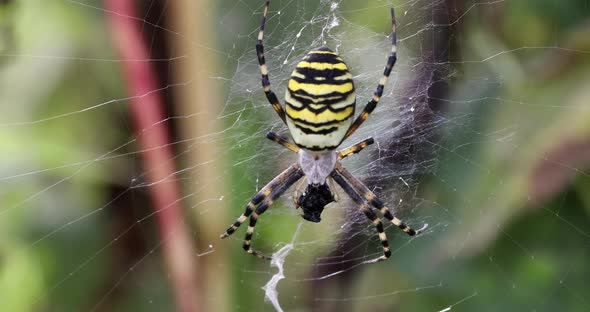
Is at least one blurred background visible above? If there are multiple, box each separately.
[1,0,589,311]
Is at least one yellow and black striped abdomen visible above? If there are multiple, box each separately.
[284,47,356,151]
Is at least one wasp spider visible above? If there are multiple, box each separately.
[220,1,428,263]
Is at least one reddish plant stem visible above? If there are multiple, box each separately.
[103,1,199,311]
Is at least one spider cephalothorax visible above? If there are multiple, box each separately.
[295,150,338,222]
[220,1,427,263]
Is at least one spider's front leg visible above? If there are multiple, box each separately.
[332,171,392,263]
[331,163,428,263]
[335,163,428,236]
[220,164,304,260]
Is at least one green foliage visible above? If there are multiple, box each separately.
[2,0,589,310]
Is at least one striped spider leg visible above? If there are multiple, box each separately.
[333,163,428,263]
[266,131,374,160]
[331,171,390,263]
[337,137,375,160]
[266,132,426,263]
[220,164,303,259]
[256,0,287,124]
[344,7,399,140]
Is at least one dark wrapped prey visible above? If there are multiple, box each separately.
[297,183,334,223]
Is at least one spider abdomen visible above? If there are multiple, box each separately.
[285,47,356,151]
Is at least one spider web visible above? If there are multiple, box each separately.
[1,0,590,311]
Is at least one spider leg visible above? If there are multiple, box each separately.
[220,164,302,239]
[244,167,304,259]
[332,171,391,263]
[257,1,287,124]
[335,163,428,236]
[267,132,300,153]
[337,137,375,160]
[344,8,398,139]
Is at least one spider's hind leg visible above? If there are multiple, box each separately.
[344,8,399,140]
[257,1,287,124]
